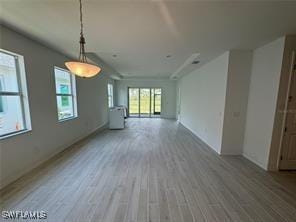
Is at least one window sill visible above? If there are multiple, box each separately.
[58,116,78,123]
[0,129,32,140]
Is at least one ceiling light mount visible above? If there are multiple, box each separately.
[65,0,101,78]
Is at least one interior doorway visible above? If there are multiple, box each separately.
[128,87,162,118]
[279,54,296,170]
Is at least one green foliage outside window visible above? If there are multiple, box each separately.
[60,84,69,107]
[61,96,69,106]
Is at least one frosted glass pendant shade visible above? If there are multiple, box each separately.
[65,61,101,78]
[65,0,101,78]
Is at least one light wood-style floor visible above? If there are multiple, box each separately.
[1,119,296,222]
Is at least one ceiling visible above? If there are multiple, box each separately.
[1,0,296,79]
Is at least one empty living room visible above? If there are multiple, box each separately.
[1,0,296,221]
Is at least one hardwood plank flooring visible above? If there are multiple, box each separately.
[1,118,296,222]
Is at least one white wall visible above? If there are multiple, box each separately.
[179,51,253,155]
[243,37,285,169]
[178,37,289,169]
[221,51,253,155]
[115,79,177,119]
[179,52,229,153]
[0,26,111,189]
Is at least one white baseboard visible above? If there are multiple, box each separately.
[179,121,268,171]
[179,121,221,155]
[0,122,108,190]
[242,152,268,170]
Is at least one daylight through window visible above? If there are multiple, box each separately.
[54,67,77,121]
[107,83,114,108]
[0,49,31,137]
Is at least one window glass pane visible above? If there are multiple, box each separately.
[61,95,70,106]
[0,95,25,135]
[107,84,113,108]
[108,96,111,108]
[129,88,139,115]
[155,88,161,94]
[0,79,3,112]
[108,96,113,108]
[0,53,19,92]
[107,84,109,94]
[151,88,154,114]
[154,88,161,113]
[55,68,72,94]
[0,97,3,113]
[140,88,150,116]
[56,95,74,120]
[60,84,69,94]
[155,95,161,113]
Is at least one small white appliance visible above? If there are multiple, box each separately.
[109,107,125,129]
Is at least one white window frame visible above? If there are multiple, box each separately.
[54,66,78,122]
[107,83,114,108]
[0,75,5,114]
[0,49,32,139]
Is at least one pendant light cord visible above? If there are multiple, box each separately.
[79,0,84,38]
[65,0,101,77]
[79,0,87,63]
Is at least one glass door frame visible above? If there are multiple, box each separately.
[128,87,140,117]
[153,89,161,115]
[128,87,162,118]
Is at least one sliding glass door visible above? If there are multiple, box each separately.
[154,88,161,115]
[140,88,151,117]
[128,88,139,117]
[128,87,161,117]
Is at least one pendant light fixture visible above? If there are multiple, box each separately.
[65,0,101,78]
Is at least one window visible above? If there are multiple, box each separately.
[54,67,77,121]
[107,83,114,108]
[0,49,31,138]
[0,76,4,113]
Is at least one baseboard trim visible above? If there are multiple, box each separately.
[180,122,269,171]
[0,122,108,191]
[179,122,221,155]
[242,152,268,171]
[161,117,177,120]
